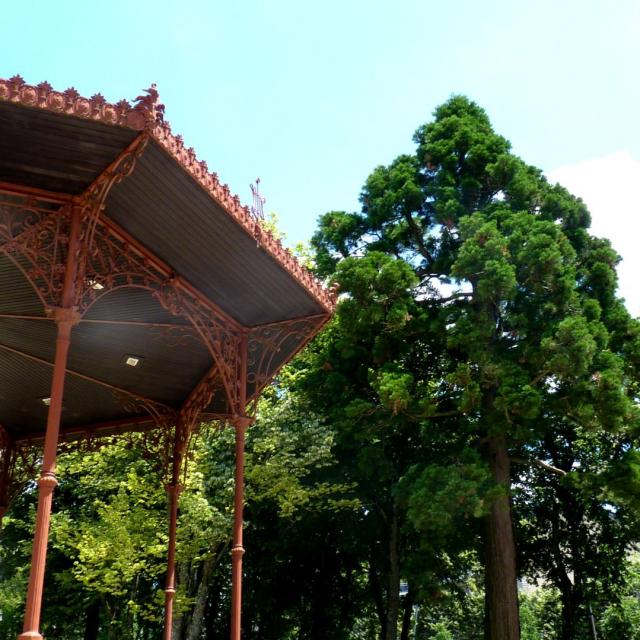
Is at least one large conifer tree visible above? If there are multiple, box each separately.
[311,96,640,639]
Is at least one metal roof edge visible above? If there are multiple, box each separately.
[0,75,337,315]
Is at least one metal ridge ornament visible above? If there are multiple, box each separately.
[0,76,145,129]
[0,75,338,313]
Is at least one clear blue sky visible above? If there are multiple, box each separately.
[2,1,639,309]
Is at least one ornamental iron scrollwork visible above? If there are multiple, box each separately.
[0,190,244,414]
[80,134,149,256]
[149,324,201,349]
[0,428,43,518]
[0,195,70,307]
[179,366,225,431]
[75,217,243,411]
[111,391,176,432]
[247,316,325,398]
[0,75,337,313]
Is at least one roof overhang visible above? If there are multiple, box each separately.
[0,75,335,441]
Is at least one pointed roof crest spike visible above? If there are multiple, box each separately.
[250,178,265,223]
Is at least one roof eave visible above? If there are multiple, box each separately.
[0,75,336,315]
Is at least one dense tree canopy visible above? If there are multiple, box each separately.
[310,95,640,639]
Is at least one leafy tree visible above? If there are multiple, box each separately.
[516,424,640,639]
[599,557,640,639]
[311,95,640,639]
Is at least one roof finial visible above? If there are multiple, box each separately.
[133,83,165,125]
[250,178,265,222]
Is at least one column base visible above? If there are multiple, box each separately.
[17,632,44,640]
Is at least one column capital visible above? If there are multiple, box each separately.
[37,472,58,491]
[46,307,81,327]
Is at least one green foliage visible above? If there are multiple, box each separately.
[519,588,562,640]
[599,558,640,639]
[310,93,640,637]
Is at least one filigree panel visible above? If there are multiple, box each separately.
[0,433,42,514]
[247,316,326,398]
[0,194,70,307]
[179,366,225,430]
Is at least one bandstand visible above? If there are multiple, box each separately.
[0,75,334,639]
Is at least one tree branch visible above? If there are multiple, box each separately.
[425,291,473,305]
[403,212,433,263]
[511,456,567,477]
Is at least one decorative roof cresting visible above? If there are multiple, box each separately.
[0,75,337,313]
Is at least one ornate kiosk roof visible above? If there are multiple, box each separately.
[0,75,335,443]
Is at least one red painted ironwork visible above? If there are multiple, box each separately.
[231,414,251,640]
[246,315,328,401]
[163,479,183,640]
[0,75,336,640]
[77,214,244,411]
[162,416,190,640]
[0,187,243,414]
[250,178,265,223]
[0,76,149,130]
[79,133,149,255]
[0,429,42,529]
[0,195,70,309]
[1,75,337,312]
[18,205,82,640]
[0,182,72,204]
[230,333,251,640]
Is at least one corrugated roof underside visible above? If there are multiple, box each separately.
[106,141,324,326]
[0,256,227,439]
[0,253,45,315]
[0,348,137,436]
[0,102,138,193]
[0,316,212,406]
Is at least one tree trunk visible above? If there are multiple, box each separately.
[385,508,401,640]
[83,600,100,640]
[399,590,414,640]
[559,587,577,640]
[186,556,216,640]
[484,435,520,640]
[369,551,387,634]
[172,561,191,640]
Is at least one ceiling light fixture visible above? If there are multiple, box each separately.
[87,278,104,291]
[123,355,143,368]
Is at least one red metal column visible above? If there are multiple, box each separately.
[230,331,251,640]
[163,424,186,640]
[18,205,82,640]
[230,415,251,640]
[18,311,78,639]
